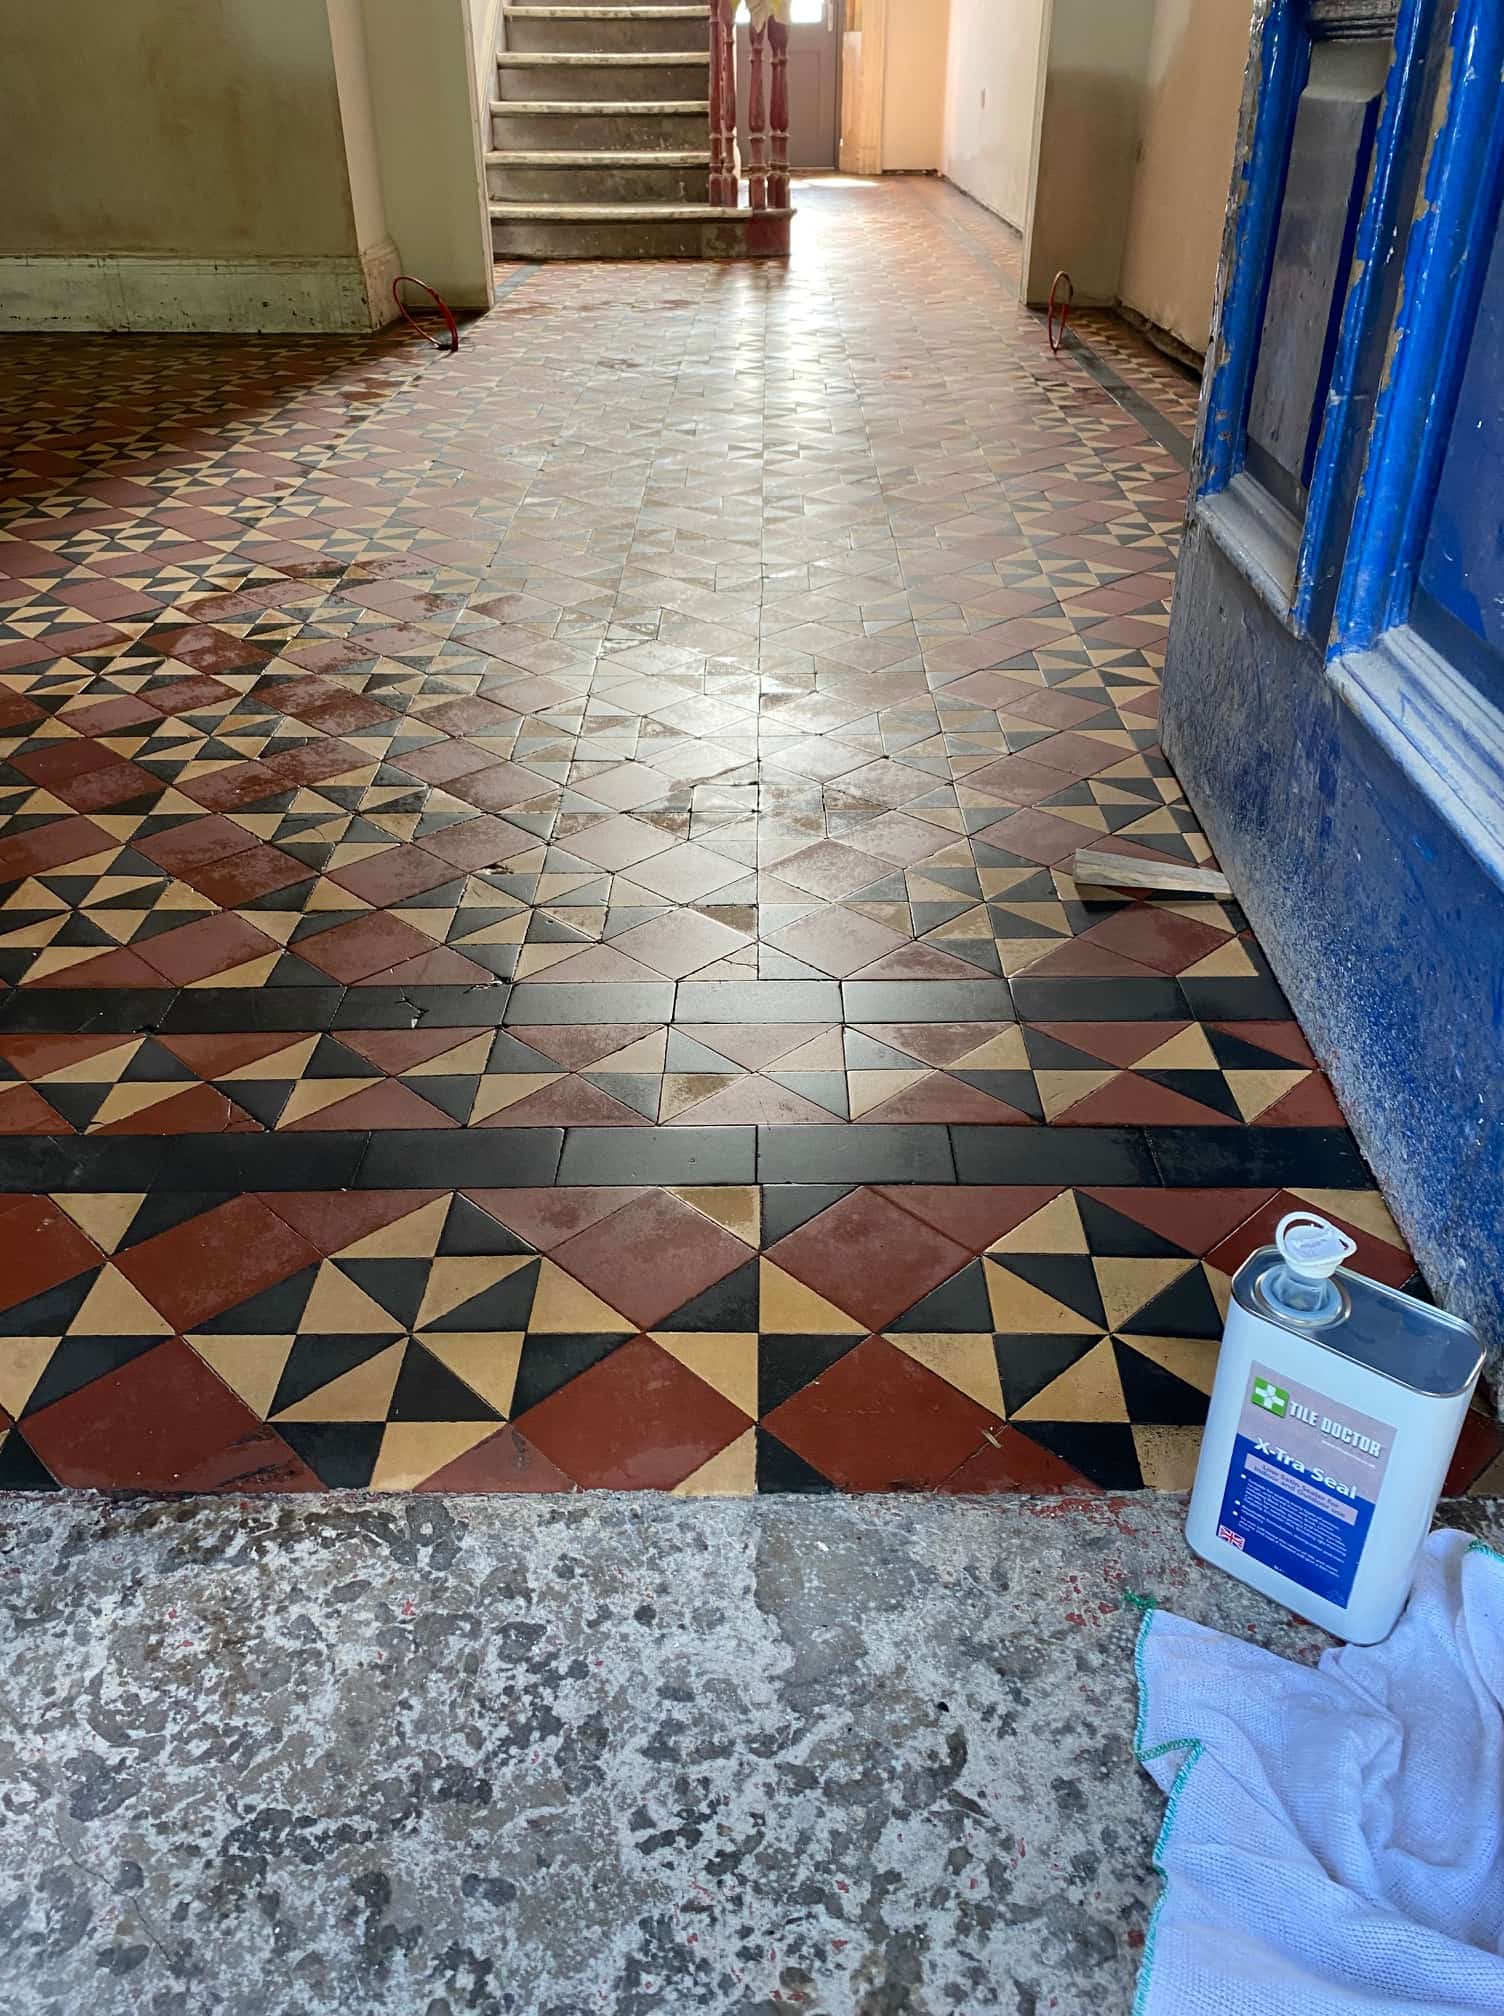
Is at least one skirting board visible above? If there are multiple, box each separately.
[0,239,403,333]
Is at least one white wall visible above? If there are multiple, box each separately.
[941,0,1047,228]
[881,0,950,172]
[1022,0,1157,306]
[1119,0,1249,353]
[0,0,490,331]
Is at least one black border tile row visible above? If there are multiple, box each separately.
[0,971,1294,1036]
[0,1124,1368,1193]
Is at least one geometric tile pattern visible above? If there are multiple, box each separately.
[3,1181,1500,1499]
[0,181,1479,1495]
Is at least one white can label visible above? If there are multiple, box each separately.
[1215,1362,1395,1608]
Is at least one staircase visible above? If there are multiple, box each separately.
[487,2,789,258]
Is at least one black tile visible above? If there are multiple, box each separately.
[950,1126,1159,1185]
[1178,977,1294,1021]
[157,1134,370,1191]
[161,989,344,1034]
[358,1129,565,1188]
[654,1259,759,1332]
[676,981,841,1022]
[506,982,675,1025]
[556,1127,755,1185]
[1008,977,1188,1022]
[1011,1420,1145,1491]
[276,1421,382,1489]
[0,1431,59,1491]
[841,979,1014,1023]
[0,989,175,1034]
[1147,1126,1368,1187]
[756,1126,955,1183]
[335,985,513,1029]
[759,1184,857,1245]
[755,1424,838,1494]
[0,1138,170,1192]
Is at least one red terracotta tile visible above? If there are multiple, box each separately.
[417,1424,575,1493]
[11,738,118,786]
[764,1335,997,1491]
[1075,906,1231,974]
[0,1198,102,1308]
[552,1190,752,1329]
[135,815,260,873]
[0,1084,72,1133]
[177,761,284,811]
[180,844,313,905]
[155,1031,308,1077]
[326,845,458,906]
[767,1190,972,1331]
[463,1187,649,1251]
[873,1186,1066,1253]
[518,1335,746,1490]
[393,740,495,785]
[1444,1409,1504,1496]
[285,1081,460,1131]
[259,1189,446,1255]
[294,913,433,982]
[132,913,279,985]
[937,1427,1102,1494]
[55,759,161,811]
[22,1338,322,1492]
[357,948,498,988]
[1031,1021,1191,1067]
[1053,1072,1234,1127]
[337,1026,490,1074]
[1255,1075,1348,1127]
[93,1085,261,1134]
[855,1076,1033,1125]
[113,1196,320,1332]
[1079,1187,1280,1258]
[511,1025,659,1070]
[418,814,537,871]
[1016,938,1165,980]
[1207,1192,1414,1287]
[970,809,1092,865]
[478,1078,651,1127]
[28,948,170,990]
[0,815,111,881]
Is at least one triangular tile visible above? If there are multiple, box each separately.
[525,1259,633,1334]
[185,1334,295,1418]
[888,1333,1004,1417]
[652,1333,758,1418]
[755,1423,838,1493]
[758,1333,864,1415]
[272,1338,405,1421]
[758,1261,867,1335]
[985,1253,1105,1329]
[1112,1339,1211,1425]
[988,1191,1086,1254]
[415,1332,525,1417]
[301,1261,411,1335]
[1123,1265,1224,1340]
[387,1341,506,1422]
[673,1426,757,1496]
[1007,1335,1126,1422]
[887,1259,994,1333]
[510,1332,629,1415]
[1092,1257,1197,1333]
[369,1421,500,1491]
[416,1255,540,1330]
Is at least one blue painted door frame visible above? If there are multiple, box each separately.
[1163,0,1504,1361]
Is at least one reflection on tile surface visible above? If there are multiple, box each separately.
[0,181,1469,1494]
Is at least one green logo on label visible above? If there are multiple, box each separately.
[1251,1378,1288,1417]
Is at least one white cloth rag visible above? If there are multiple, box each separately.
[1132,1530,1504,2014]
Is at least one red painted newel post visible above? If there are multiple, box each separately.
[708,0,737,206]
[747,20,769,211]
[768,17,790,211]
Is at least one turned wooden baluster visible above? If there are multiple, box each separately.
[746,19,769,212]
[708,0,737,206]
[768,16,790,211]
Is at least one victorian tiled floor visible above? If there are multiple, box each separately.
[1,180,1498,1498]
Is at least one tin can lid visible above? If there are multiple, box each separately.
[1234,1248,1484,1398]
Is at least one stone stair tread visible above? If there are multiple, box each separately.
[504,5,709,15]
[498,49,709,63]
[491,98,709,113]
[489,149,712,165]
[490,200,790,220]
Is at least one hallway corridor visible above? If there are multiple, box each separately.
[0,181,1493,1499]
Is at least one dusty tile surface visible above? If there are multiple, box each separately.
[0,182,1459,1495]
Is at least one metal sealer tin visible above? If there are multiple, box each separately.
[1187,1215,1484,1643]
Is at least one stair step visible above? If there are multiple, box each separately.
[497,49,708,64]
[491,98,708,113]
[489,149,711,166]
[489,200,733,219]
[504,5,709,14]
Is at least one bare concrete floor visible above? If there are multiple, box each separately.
[4,1493,1502,2016]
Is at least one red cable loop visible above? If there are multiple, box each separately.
[392,274,460,354]
[1047,269,1074,355]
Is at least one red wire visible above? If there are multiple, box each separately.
[392,274,460,354]
[1047,270,1074,355]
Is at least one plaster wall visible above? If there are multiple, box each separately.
[941,0,1047,228]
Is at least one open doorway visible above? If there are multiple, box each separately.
[735,0,841,174]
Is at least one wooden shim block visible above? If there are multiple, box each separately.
[1071,848,1233,899]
